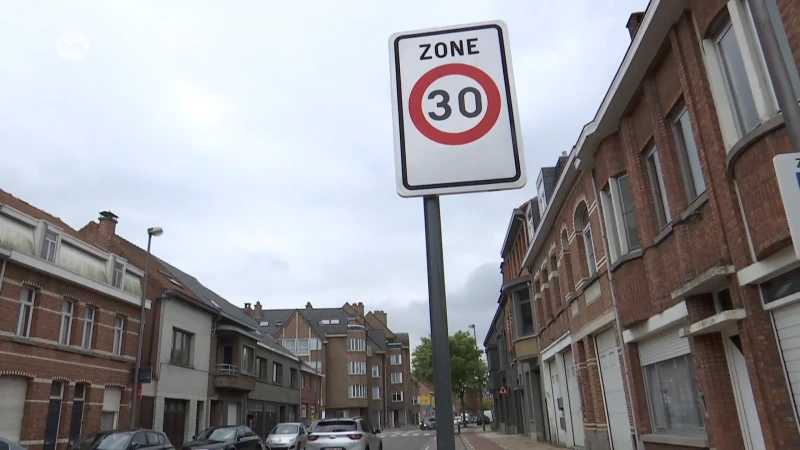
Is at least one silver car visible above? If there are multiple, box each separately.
[265,422,307,450]
[306,418,382,450]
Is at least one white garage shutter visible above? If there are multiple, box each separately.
[596,329,634,450]
[101,387,122,430]
[638,327,690,366]
[773,301,800,417]
[0,376,29,441]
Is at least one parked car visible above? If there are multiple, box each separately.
[306,420,321,433]
[420,417,436,430]
[69,430,173,450]
[68,431,116,450]
[0,437,28,450]
[265,423,307,450]
[184,426,263,450]
[306,418,381,450]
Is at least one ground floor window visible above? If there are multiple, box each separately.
[301,404,307,419]
[643,354,705,435]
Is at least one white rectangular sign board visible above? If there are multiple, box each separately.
[774,153,800,259]
[389,21,526,198]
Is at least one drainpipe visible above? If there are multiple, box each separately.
[589,168,641,447]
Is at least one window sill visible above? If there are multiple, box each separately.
[726,112,785,176]
[169,361,194,370]
[652,223,674,246]
[110,355,127,362]
[679,192,709,223]
[641,433,708,448]
[575,273,599,292]
[609,249,643,273]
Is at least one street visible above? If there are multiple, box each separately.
[379,429,437,450]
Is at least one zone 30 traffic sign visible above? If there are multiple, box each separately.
[389,20,526,198]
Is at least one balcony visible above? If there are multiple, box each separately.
[513,335,538,360]
[212,364,256,392]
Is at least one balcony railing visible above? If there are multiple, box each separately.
[212,364,255,392]
[215,364,238,375]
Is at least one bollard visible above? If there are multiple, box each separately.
[458,422,461,434]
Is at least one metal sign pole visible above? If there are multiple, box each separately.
[423,195,456,450]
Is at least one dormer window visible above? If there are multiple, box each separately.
[111,259,125,289]
[526,206,535,241]
[276,321,283,326]
[536,176,547,218]
[331,319,340,325]
[260,321,269,326]
[40,227,59,263]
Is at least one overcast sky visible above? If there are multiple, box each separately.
[1,0,648,351]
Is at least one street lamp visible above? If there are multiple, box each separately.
[130,226,163,428]
[468,324,485,431]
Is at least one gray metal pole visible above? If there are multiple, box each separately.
[748,0,800,151]
[422,196,456,450]
[130,234,153,428]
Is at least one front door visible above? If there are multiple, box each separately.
[548,359,566,443]
[227,403,240,425]
[724,330,766,450]
[163,399,187,447]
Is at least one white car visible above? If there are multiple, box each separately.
[306,417,382,450]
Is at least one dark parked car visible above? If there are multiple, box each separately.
[420,417,436,430]
[69,430,173,450]
[183,426,263,450]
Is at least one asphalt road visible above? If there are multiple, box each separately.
[379,429,437,450]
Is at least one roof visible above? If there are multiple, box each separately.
[500,207,525,257]
[260,307,355,339]
[0,189,84,241]
[394,332,410,347]
[258,309,296,336]
[367,329,387,350]
[484,293,505,347]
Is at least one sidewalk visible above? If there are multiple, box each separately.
[458,427,562,450]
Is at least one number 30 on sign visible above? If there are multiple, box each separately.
[389,21,527,198]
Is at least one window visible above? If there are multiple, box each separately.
[242,346,255,375]
[16,287,35,337]
[111,260,125,289]
[330,319,340,325]
[643,354,705,434]
[309,338,321,350]
[348,338,366,352]
[348,385,367,399]
[170,329,192,366]
[319,319,330,325]
[283,339,296,355]
[412,396,420,405]
[600,174,640,262]
[256,357,268,380]
[348,361,367,375]
[391,373,403,384]
[301,404,307,418]
[514,288,534,337]
[272,362,283,384]
[644,146,671,229]
[367,345,373,356]
[112,315,124,355]
[290,368,298,388]
[309,361,323,372]
[526,202,536,240]
[82,307,95,349]
[372,387,381,400]
[574,203,597,276]
[297,338,309,356]
[537,175,547,218]
[672,107,706,201]
[372,365,381,377]
[714,17,761,137]
[69,383,86,440]
[40,228,59,263]
[391,391,404,402]
[390,354,402,365]
[59,300,73,345]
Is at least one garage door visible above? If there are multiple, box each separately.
[564,350,585,448]
[772,301,800,420]
[596,329,633,450]
[0,376,28,441]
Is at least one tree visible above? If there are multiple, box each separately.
[412,330,488,417]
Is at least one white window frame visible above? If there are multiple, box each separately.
[575,204,598,276]
[272,362,283,384]
[111,258,126,289]
[82,307,95,349]
[644,145,672,230]
[526,204,535,240]
[348,361,366,375]
[309,338,321,350]
[297,338,310,356]
[412,396,420,405]
[301,404,307,418]
[17,287,35,337]
[372,386,381,400]
[642,354,706,435]
[391,372,403,384]
[112,315,124,355]
[390,354,402,366]
[600,174,640,263]
[537,176,547,219]
[348,384,367,399]
[391,391,404,402]
[671,106,707,201]
[40,226,60,263]
[700,0,792,150]
[284,339,297,355]
[372,365,381,377]
[348,338,366,352]
[59,299,73,345]
[513,288,535,338]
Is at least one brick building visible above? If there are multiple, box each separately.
[0,191,147,450]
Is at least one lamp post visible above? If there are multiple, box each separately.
[468,324,485,431]
[130,226,163,428]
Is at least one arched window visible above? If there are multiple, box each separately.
[559,229,575,294]
[574,202,597,277]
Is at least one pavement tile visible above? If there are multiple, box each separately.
[461,430,562,450]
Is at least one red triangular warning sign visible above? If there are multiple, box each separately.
[499,385,508,395]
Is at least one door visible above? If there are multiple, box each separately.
[564,350,585,447]
[264,404,278,434]
[163,399,187,447]
[220,345,234,365]
[723,330,766,450]
[548,359,566,443]
[0,376,28,441]
[596,329,633,450]
[227,403,239,425]
[774,301,800,424]
[44,382,64,450]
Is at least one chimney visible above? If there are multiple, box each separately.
[254,301,262,319]
[244,303,253,316]
[98,211,119,236]
[374,310,387,326]
[306,302,313,310]
[353,302,365,317]
[626,11,646,40]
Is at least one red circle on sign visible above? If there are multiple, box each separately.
[408,63,502,146]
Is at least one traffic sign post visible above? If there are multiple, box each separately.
[773,153,800,259]
[388,20,525,450]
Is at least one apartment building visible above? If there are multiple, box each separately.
[0,192,147,450]
[252,302,418,429]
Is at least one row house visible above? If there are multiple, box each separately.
[251,301,419,429]
[488,0,800,449]
[0,193,148,450]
